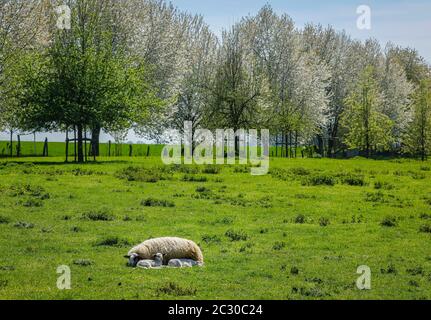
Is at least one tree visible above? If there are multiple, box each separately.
[340,66,394,157]
[248,6,329,156]
[207,23,266,135]
[0,0,47,155]
[169,16,218,138]
[403,80,431,161]
[379,54,414,143]
[16,0,159,162]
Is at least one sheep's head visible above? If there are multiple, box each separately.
[126,253,140,267]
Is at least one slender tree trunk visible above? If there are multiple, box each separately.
[33,132,37,156]
[77,125,84,163]
[17,135,21,157]
[65,129,69,163]
[91,125,101,157]
[9,130,13,157]
[84,128,88,162]
[74,126,77,162]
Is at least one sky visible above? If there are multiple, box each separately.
[1,0,430,143]
[170,0,431,62]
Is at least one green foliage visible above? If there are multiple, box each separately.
[340,66,394,156]
[402,80,431,160]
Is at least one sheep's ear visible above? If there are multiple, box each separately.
[124,255,130,258]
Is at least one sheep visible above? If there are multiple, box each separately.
[136,253,163,269]
[168,259,203,268]
[125,237,204,267]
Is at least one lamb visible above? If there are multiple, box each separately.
[125,237,204,267]
[136,253,163,269]
[168,259,203,268]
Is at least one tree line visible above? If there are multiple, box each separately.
[0,1,430,162]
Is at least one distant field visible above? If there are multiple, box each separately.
[0,157,430,300]
[0,140,165,158]
[0,140,305,159]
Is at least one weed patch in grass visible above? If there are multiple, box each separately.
[182,175,208,182]
[380,216,398,227]
[13,221,34,229]
[82,209,115,221]
[73,259,94,266]
[116,166,170,183]
[319,217,330,227]
[141,198,175,208]
[302,174,335,186]
[156,282,197,297]
[201,235,221,244]
[95,237,130,247]
[294,214,306,224]
[0,216,10,224]
[202,165,222,174]
[225,229,249,241]
[419,224,431,234]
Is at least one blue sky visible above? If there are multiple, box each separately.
[171,0,431,63]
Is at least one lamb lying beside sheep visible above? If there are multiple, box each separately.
[167,259,203,268]
[126,237,204,268]
[136,253,163,269]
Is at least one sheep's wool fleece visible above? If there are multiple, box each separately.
[128,237,204,264]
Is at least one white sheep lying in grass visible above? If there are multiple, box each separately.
[126,237,204,267]
[136,253,163,269]
[168,259,203,268]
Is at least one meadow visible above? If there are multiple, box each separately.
[0,155,430,300]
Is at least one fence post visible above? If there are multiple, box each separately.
[146,145,150,157]
[108,140,111,157]
[129,144,133,157]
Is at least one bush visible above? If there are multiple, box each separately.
[380,216,398,227]
[225,229,249,241]
[302,174,335,186]
[141,198,175,208]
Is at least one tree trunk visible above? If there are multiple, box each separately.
[9,130,13,157]
[17,135,21,157]
[91,125,101,157]
[77,125,84,163]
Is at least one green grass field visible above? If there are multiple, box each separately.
[0,155,430,300]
